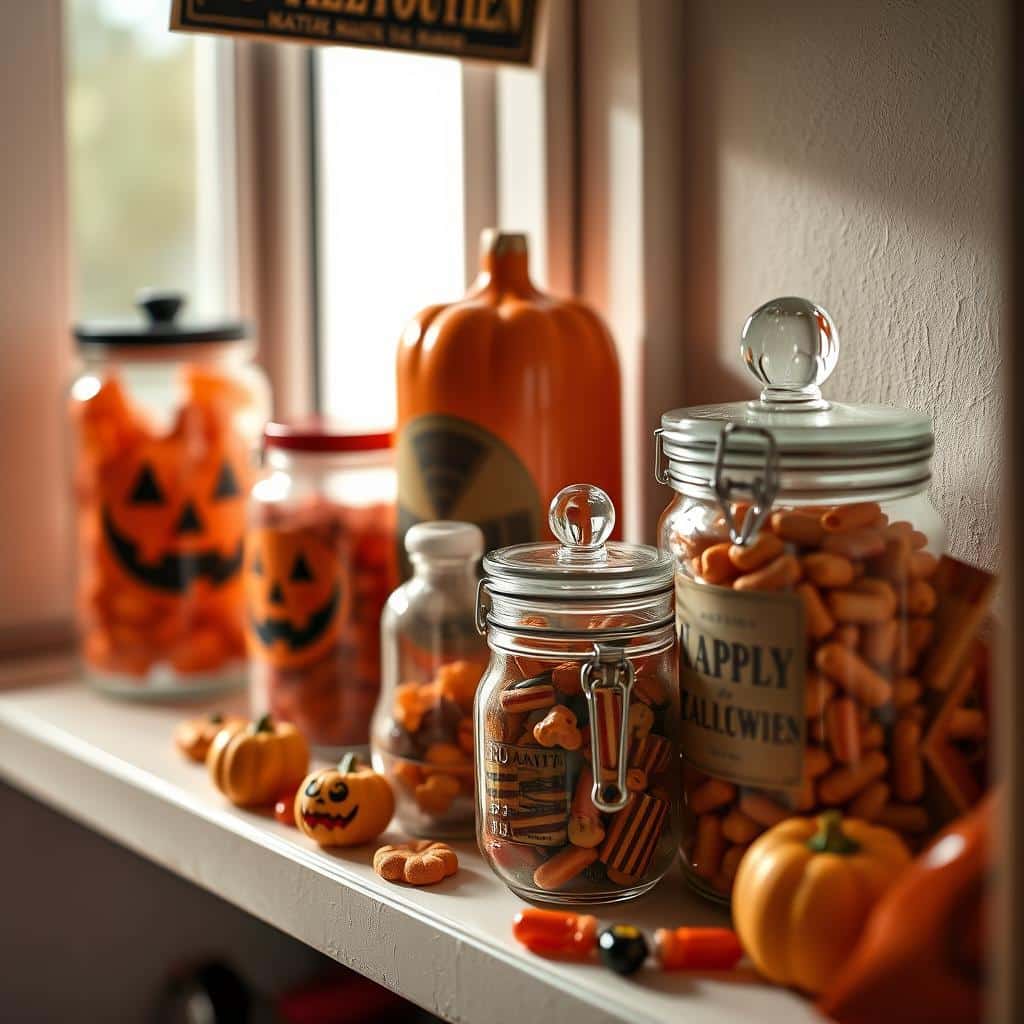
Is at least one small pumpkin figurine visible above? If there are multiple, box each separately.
[294,753,394,847]
[207,713,309,807]
[732,810,911,995]
[174,712,245,763]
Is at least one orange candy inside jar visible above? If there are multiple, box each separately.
[245,496,397,753]
[72,365,266,694]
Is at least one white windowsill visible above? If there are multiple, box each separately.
[0,663,821,1024]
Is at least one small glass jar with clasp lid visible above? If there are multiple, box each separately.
[655,297,959,904]
[475,483,679,905]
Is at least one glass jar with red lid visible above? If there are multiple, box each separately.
[246,421,398,756]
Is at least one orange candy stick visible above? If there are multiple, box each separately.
[654,927,744,971]
[512,908,599,959]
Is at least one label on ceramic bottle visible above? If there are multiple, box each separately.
[396,414,543,572]
[676,575,806,793]
[484,739,569,846]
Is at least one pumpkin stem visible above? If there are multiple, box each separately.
[338,752,360,773]
[209,712,223,725]
[254,713,274,733]
[807,810,861,856]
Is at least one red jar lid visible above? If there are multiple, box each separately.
[264,419,392,453]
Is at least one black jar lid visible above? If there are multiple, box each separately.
[74,290,250,347]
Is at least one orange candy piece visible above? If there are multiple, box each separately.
[436,660,483,709]
[512,908,598,959]
[654,927,744,971]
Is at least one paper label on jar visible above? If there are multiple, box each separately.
[675,575,806,794]
[484,740,569,847]
[396,414,543,575]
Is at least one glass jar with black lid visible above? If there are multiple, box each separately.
[69,290,270,698]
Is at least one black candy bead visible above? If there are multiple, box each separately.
[597,924,648,976]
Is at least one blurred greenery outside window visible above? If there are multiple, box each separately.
[67,0,229,319]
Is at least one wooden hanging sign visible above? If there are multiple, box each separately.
[169,0,541,65]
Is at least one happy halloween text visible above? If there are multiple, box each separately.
[679,621,801,746]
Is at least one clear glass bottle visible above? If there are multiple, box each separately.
[69,291,270,698]
[654,297,973,904]
[247,422,397,757]
[371,521,488,838]
[475,484,679,905]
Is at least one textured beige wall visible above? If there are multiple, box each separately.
[679,0,1007,570]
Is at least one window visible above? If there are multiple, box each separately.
[66,0,236,319]
[314,49,472,432]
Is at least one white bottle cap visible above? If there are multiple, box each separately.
[405,521,485,562]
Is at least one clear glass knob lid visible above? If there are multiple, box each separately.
[741,296,839,411]
[549,483,615,562]
[480,482,672,598]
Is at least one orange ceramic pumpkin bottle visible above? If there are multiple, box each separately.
[396,230,622,560]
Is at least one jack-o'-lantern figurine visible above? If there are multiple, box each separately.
[244,527,348,671]
[70,290,270,698]
[246,422,397,754]
[294,753,395,847]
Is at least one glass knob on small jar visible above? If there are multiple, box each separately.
[549,483,615,556]
[371,521,488,839]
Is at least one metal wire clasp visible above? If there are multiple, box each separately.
[475,578,491,636]
[653,428,670,485]
[580,643,635,813]
[712,422,780,546]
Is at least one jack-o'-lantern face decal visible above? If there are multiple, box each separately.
[244,527,347,669]
[101,432,248,595]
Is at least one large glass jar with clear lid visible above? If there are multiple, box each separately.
[371,521,489,838]
[654,297,980,904]
[475,484,679,905]
[69,291,270,698]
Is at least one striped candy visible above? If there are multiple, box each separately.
[600,792,668,882]
[500,680,556,713]
[630,733,672,779]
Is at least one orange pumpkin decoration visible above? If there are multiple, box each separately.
[294,753,395,847]
[208,714,309,807]
[396,230,622,562]
[732,810,911,994]
[244,526,348,670]
[174,711,245,762]
[820,794,992,1024]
